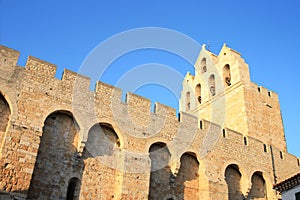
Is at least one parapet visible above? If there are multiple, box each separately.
[25,56,57,78]
[0,45,20,67]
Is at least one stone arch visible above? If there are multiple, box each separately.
[175,152,200,199]
[83,118,125,149]
[83,122,120,158]
[0,92,11,150]
[224,164,244,200]
[80,122,121,199]
[27,110,81,199]
[209,74,216,96]
[148,142,172,200]
[248,171,267,199]
[223,64,231,86]
[201,57,207,73]
[195,83,201,104]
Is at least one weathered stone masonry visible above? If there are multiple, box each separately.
[0,44,299,199]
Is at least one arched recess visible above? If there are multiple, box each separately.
[175,152,199,199]
[66,177,81,200]
[209,74,216,96]
[27,111,82,200]
[223,64,231,86]
[186,92,190,111]
[148,142,172,200]
[225,164,244,200]
[248,172,266,199]
[80,123,120,199]
[0,92,11,150]
[195,84,201,104]
[201,58,207,73]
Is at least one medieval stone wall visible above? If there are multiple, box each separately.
[0,45,299,200]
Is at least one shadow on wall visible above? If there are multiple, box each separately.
[148,143,200,200]
[27,111,84,200]
[26,111,121,200]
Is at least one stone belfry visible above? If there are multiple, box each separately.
[179,44,287,151]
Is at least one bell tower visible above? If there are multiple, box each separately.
[179,44,287,151]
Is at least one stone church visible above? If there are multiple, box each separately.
[0,44,299,199]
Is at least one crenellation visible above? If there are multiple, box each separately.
[0,45,299,200]
[0,45,20,67]
[25,56,57,78]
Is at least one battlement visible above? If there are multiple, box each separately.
[0,44,299,200]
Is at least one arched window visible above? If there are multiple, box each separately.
[201,58,207,73]
[223,64,231,86]
[0,93,11,146]
[195,84,201,104]
[186,92,190,111]
[148,142,171,199]
[225,164,243,200]
[66,177,80,200]
[248,172,266,199]
[209,75,216,96]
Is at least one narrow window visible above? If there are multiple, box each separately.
[280,151,284,159]
[258,87,261,92]
[222,129,226,138]
[263,144,267,152]
[199,120,203,129]
[195,84,201,104]
[186,92,190,111]
[244,136,248,146]
[268,91,272,97]
[223,64,231,86]
[209,74,216,96]
[297,158,300,166]
[201,58,207,73]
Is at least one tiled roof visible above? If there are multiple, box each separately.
[273,173,300,193]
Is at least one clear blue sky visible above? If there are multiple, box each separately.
[1,0,299,157]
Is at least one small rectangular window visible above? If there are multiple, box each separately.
[222,129,226,138]
[244,136,248,146]
[268,91,272,97]
[258,87,261,92]
[280,151,284,159]
[263,144,267,152]
[199,120,203,129]
[297,158,300,167]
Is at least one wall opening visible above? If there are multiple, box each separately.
[28,111,81,199]
[175,153,199,199]
[195,84,201,104]
[201,58,207,73]
[222,129,226,138]
[0,93,11,148]
[199,120,203,129]
[248,172,266,199]
[80,123,120,199]
[244,136,248,146]
[280,151,284,159]
[186,92,190,111]
[225,164,244,200]
[209,74,216,96]
[223,64,231,86]
[263,144,267,153]
[148,142,171,200]
[66,177,80,200]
